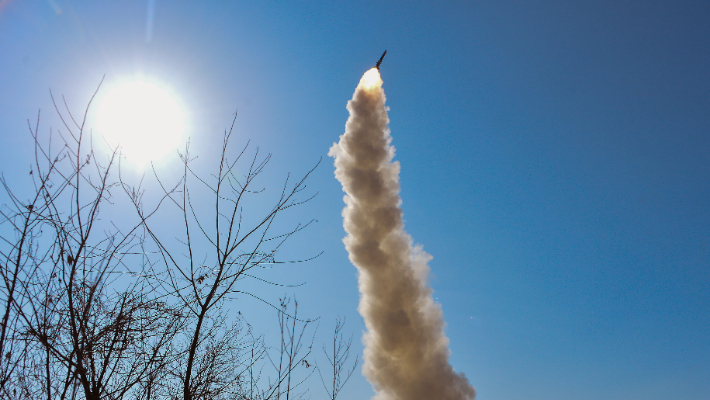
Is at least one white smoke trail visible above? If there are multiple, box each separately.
[329,69,475,400]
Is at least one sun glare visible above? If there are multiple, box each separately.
[95,79,187,166]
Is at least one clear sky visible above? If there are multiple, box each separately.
[1,1,709,399]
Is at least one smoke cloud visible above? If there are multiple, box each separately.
[329,69,475,400]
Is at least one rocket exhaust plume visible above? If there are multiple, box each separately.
[329,68,476,400]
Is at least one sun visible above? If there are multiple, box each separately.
[95,78,187,165]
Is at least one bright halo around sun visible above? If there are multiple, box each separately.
[95,79,187,166]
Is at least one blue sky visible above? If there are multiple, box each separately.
[1,1,709,399]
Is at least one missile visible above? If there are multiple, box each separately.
[375,50,387,70]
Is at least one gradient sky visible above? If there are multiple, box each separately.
[1,1,709,399]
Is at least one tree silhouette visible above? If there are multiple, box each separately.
[0,84,349,400]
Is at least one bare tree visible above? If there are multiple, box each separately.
[317,318,359,400]
[1,84,359,400]
[122,109,320,400]
[264,297,315,400]
[0,85,185,400]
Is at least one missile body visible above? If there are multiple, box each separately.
[375,50,387,70]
